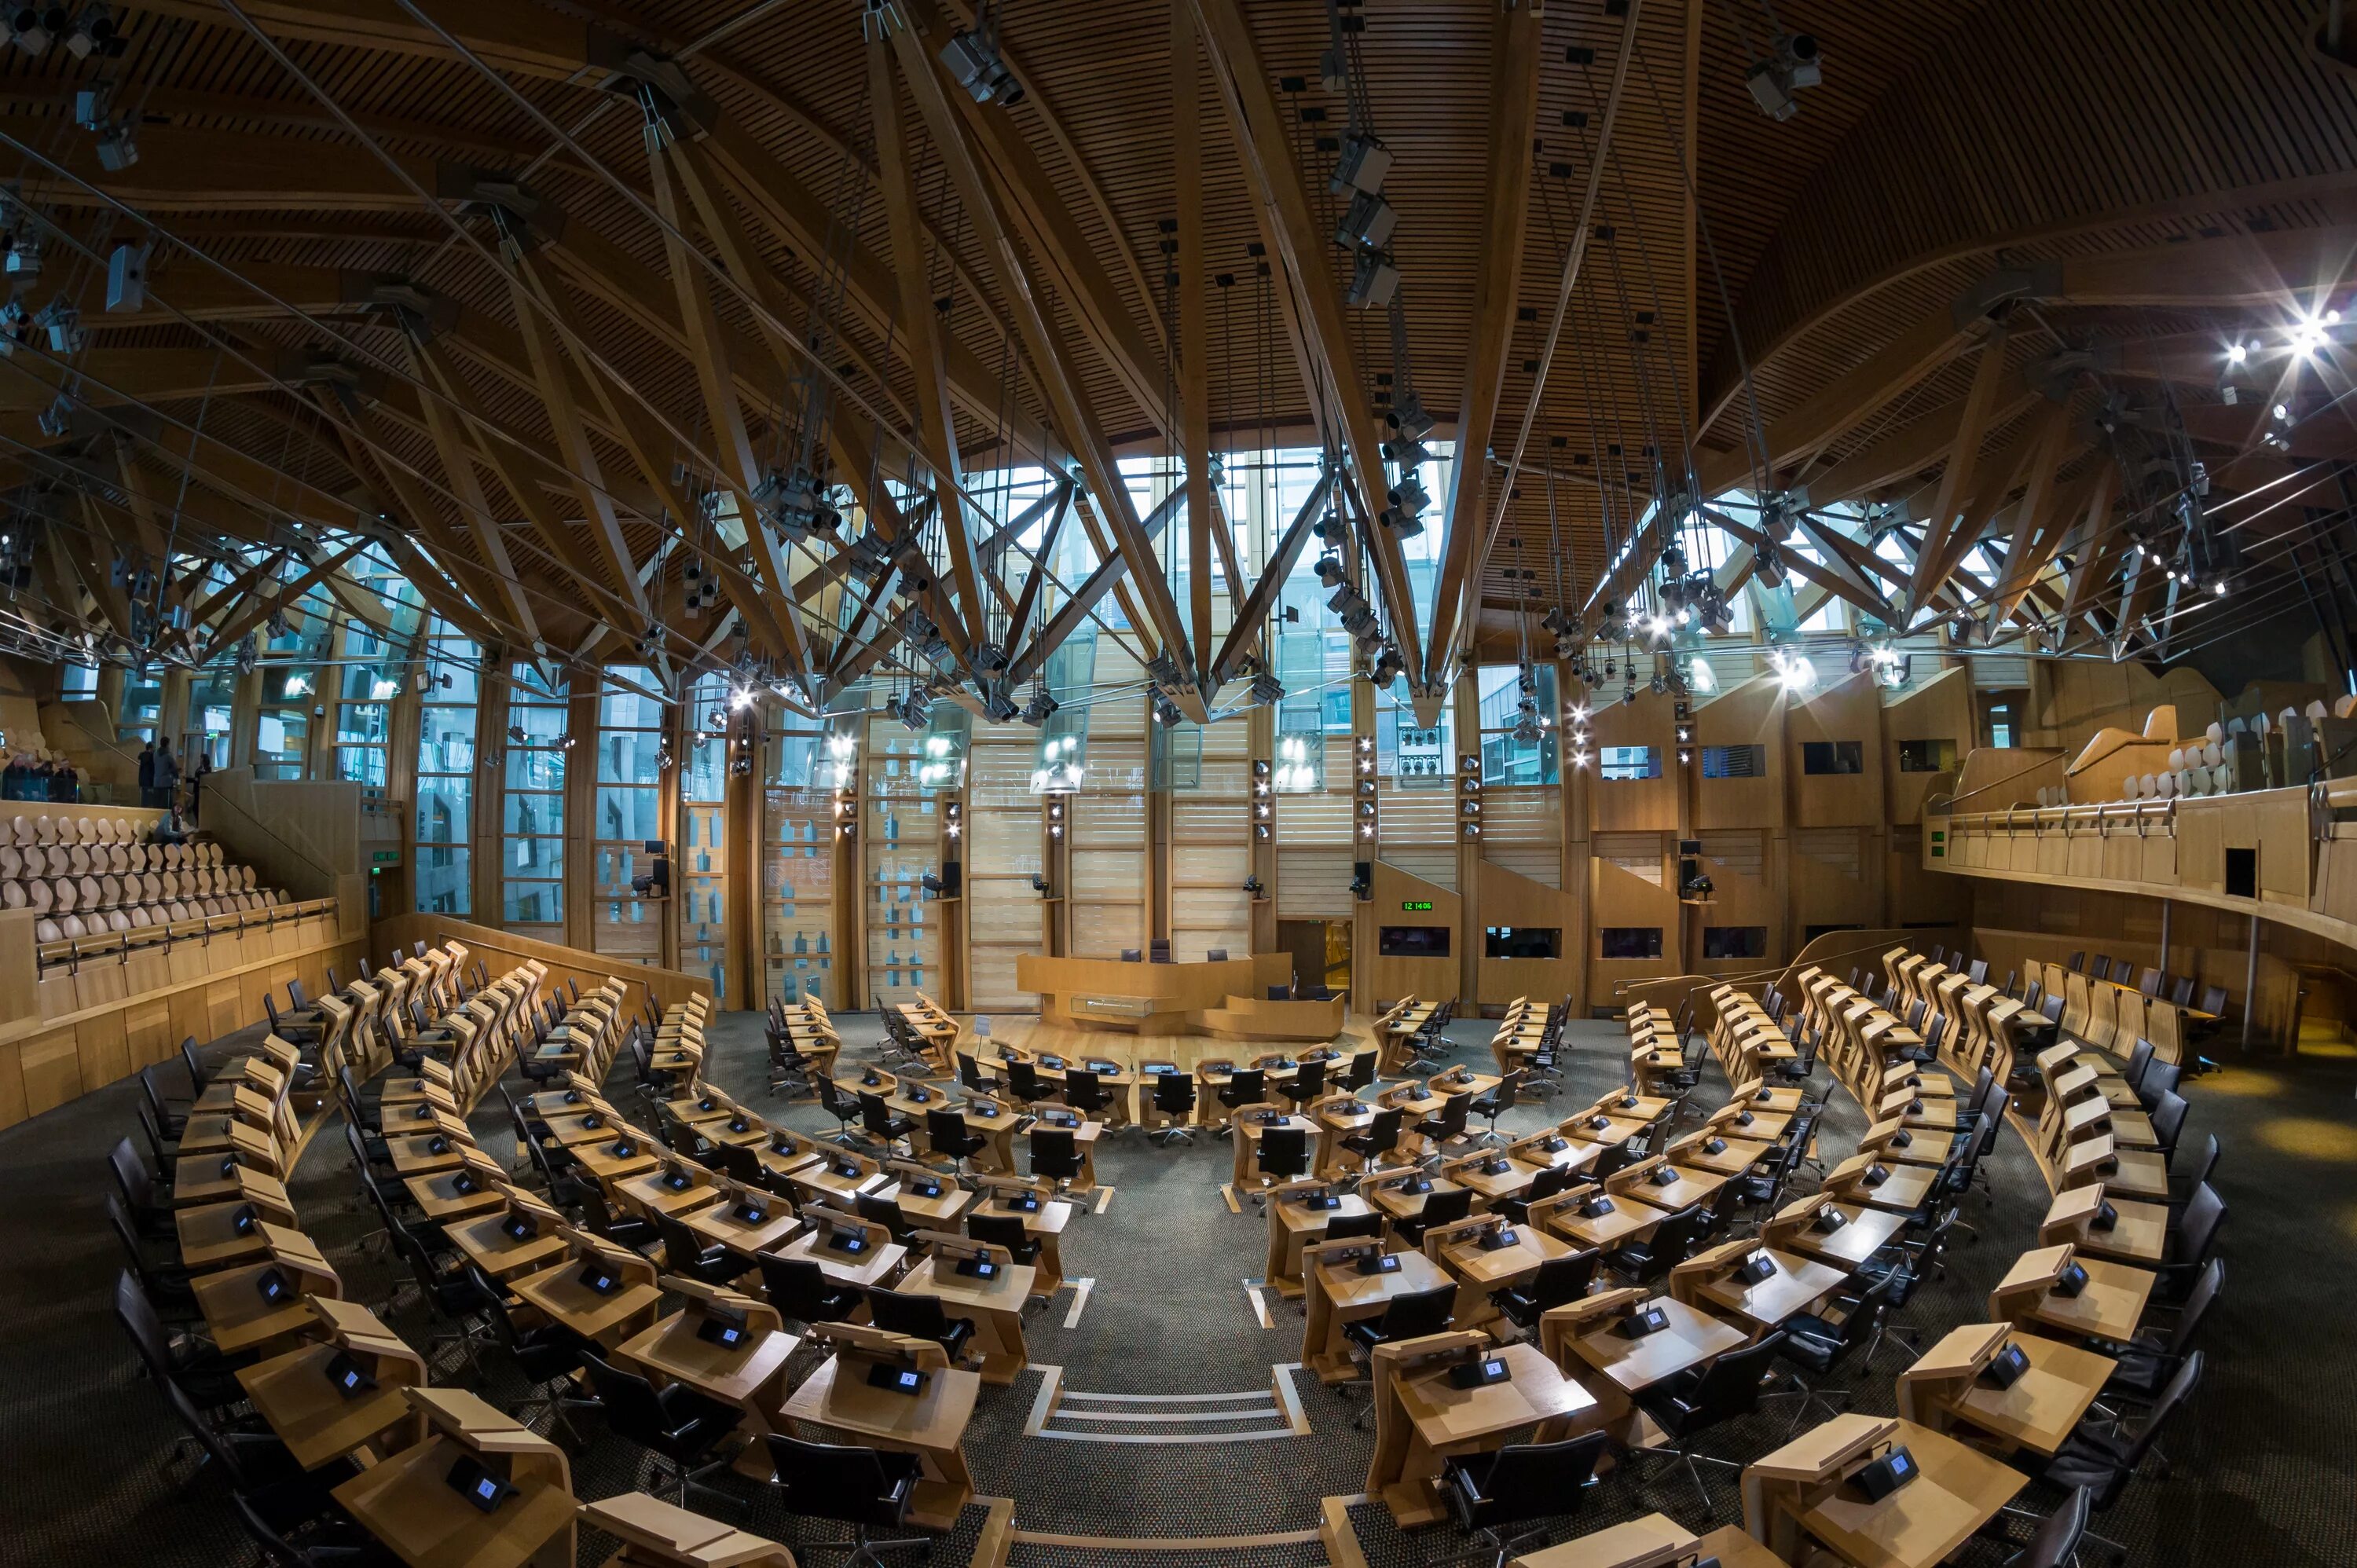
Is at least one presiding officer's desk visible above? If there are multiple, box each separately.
[1015,952,1339,1039]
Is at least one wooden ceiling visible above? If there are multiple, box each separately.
[0,0,2350,713]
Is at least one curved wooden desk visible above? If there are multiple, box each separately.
[1014,952,1330,1040]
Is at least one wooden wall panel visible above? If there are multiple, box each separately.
[1788,672,1883,827]
[1474,860,1578,1005]
[1360,861,1461,1006]
[1883,667,1974,822]
[1693,675,1785,831]
[1587,689,1680,833]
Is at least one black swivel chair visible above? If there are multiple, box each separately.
[1028,1127,1084,1194]
[578,1350,746,1506]
[867,1286,973,1365]
[1251,1126,1311,1206]
[1601,1203,1705,1287]
[1631,1332,1789,1508]
[1390,1185,1475,1249]
[925,1107,988,1178]
[1341,1284,1457,1426]
[2034,1353,2203,1559]
[1006,1059,1062,1109]
[857,1091,917,1157]
[966,1212,1040,1266]
[1062,1069,1112,1119]
[1149,1072,1197,1145]
[1439,1431,1611,1568]
[1488,1249,1599,1337]
[654,1210,742,1287]
[1469,1071,1526,1145]
[464,1265,600,1443]
[1495,1163,1577,1227]
[2101,1258,2218,1409]
[1415,1092,1474,1158]
[759,1255,866,1329]
[855,1192,918,1247]
[764,1434,931,1568]
[1768,1272,1897,1429]
[1216,1068,1268,1133]
[1342,1108,1403,1171]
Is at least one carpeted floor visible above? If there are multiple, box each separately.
[8,1002,2348,1567]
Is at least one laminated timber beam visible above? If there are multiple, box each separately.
[883,5,1204,717]
[1427,0,1545,674]
[1187,0,1427,712]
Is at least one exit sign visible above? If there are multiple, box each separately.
[1401,899,1434,911]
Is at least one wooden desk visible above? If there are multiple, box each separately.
[1744,1414,2025,1568]
[1991,1246,2156,1345]
[334,1418,575,1568]
[237,1332,426,1472]
[445,1211,570,1284]
[1897,1323,2116,1457]
[613,1165,727,1222]
[1369,1338,1597,1526]
[1512,1514,1783,1568]
[509,1257,662,1350]
[2038,1183,2168,1266]
[575,1492,793,1568]
[1686,1247,1849,1339]
[616,1305,798,1475]
[1301,1243,1453,1383]
[897,1251,1037,1384]
[192,1248,338,1357]
[1230,1111,1325,1192]
[1265,1189,1375,1297]
[762,1224,906,1291]
[779,1350,980,1528]
[570,1136,661,1187]
[176,1199,288,1269]
[1433,1222,1575,1328]
[969,1191,1073,1296]
[1768,1201,1908,1272]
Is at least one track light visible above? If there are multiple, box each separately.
[1345,249,1398,308]
[939,5,1023,107]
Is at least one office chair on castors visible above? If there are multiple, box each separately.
[763,1434,932,1568]
[1436,1432,1611,1568]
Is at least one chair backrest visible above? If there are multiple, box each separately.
[1257,1126,1310,1178]
[1064,1070,1106,1111]
[2174,1181,2225,1266]
[1153,1072,1196,1114]
[1375,1282,1457,1339]
[968,1212,1030,1252]
[1684,1329,1787,1424]
[1030,1127,1080,1175]
[2013,1487,2091,1568]
[108,1136,156,1211]
[1524,1164,1577,1208]
[2168,1258,2222,1354]
[112,1268,177,1382]
[1528,1248,1599,1310]
[1419,1185,1475,1229]
[764,1434,909,1530]
[577,1350,673,1439]
[2126,1350,2204,1468]
[759,1255,852,1324]
[867,1286,951,1343]
[1468,1432,1611,1529]
[2124,1038,2155,1092]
